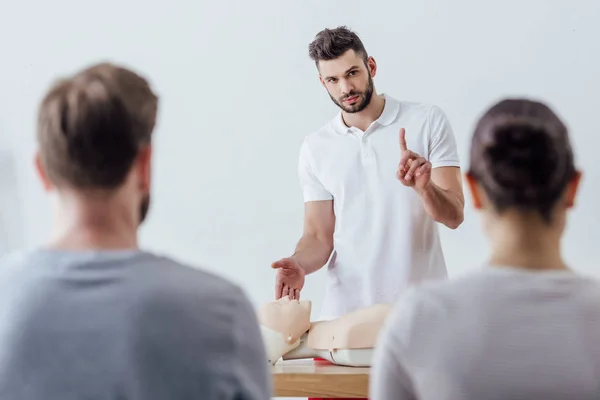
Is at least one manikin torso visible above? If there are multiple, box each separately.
[258,297,392,366]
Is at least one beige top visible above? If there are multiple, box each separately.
[370,267,600,400]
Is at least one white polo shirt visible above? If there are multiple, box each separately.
[298,94,460,320]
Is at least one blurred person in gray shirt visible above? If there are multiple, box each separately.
[0,62,270,400]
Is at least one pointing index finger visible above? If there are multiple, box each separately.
[399,128,408,153]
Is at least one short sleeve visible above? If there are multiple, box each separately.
[298,137,333,202]
[231,288,272,399]
[427,105,460,169]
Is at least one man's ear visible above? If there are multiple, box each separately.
[465,172,482,209]
[136,145,152,193]
[34,151,53,191]
[565,170,582,208]
[367,56,377,78]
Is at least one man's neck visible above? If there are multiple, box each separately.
[341,93,386,132]
[49,192,139,251]
[50,225,138,251]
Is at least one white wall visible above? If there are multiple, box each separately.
[0,151,24,253]
[1,0,599,396]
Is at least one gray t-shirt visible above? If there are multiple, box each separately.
[370,266,600,400]
[0,249,270,399]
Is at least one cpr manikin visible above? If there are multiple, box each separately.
[258,297,392,366]
[257,296,312,365]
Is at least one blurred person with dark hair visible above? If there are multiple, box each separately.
[369,98,600,400]
[0,63,270,400]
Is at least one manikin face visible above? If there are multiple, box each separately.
[318,49,376,114]
[258,296,311,343]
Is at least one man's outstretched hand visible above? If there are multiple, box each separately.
[272,257,305,300]
[397,128,432,193]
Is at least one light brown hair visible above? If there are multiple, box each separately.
[37,62,158,189]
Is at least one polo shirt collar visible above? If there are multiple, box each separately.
[332,93,400,135]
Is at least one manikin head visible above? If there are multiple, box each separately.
[309,26,376,114]
[258,296,311,342]
[35,63,158,242]
[466,99,581,242]
[257,296,311,364]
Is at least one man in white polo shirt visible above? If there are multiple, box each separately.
[272,26,464,322]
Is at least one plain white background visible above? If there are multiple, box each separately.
[1,1,599,397]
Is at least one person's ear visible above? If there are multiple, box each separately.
[465,172,482,209]
[34,151,53,191]
[367,56,377,78]
[565,170,582,208]
[136,145,152,193]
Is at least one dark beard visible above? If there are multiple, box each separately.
[139,194,150,225]
[330,74,374,113]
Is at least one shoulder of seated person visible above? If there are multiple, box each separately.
[390,284,450,317]
[142,255,246,300]
[395,273,496,314]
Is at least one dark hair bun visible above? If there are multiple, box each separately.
[486,124,557,203]
[469,99,575,221]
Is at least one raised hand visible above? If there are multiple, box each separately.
[397,128,432,192]
[271,257,305,300]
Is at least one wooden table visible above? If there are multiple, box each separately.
[272,359,370,398]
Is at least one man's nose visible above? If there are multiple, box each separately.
[340,79,354,95]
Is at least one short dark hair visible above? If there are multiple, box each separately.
[468,99,576,222]
[37,62,158,189]
[308,26,368,66]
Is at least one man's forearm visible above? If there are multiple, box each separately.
[417,182,464,229]
[291,235,333,275]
